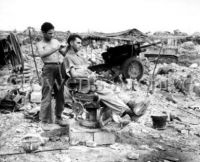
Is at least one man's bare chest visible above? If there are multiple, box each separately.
[42,42,57,50]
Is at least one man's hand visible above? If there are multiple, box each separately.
[59,44,66,49]
[58,44,67,56]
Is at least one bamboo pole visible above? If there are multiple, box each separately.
[28,28,41,84]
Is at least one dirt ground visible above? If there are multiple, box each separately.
[1,77,200,162]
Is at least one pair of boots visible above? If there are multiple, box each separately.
[40,117,69,131]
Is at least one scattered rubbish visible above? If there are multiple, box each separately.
[1,29,200,162]
[21,133,44,153]
[174,74,193,95]
[23,105,40,121]
[0,87,27,113]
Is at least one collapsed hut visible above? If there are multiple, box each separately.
[0,32,24,72]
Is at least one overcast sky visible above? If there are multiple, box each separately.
[0,0,200,34]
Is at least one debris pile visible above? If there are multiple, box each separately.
[179,41,198,55]
[1,29,200,162]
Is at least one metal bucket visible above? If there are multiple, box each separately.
[151,115,167,130]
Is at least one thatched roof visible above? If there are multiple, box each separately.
[81,28,150,42]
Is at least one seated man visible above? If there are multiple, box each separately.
[63,34,140,123]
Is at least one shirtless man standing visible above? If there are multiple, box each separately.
[36,22,68,130]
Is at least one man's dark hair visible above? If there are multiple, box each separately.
[41,22,54,33]
[67,34,82,45]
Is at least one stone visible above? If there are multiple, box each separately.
[16,128,24,133]
[139,145,154,151]
[181,129,188,135]
[127,152,139,160]
[164,156,179,162]
[165,94,177,104]
[189,130,195,135]
[70,131,93,145]
[94,131,116,145]
[190,63,198,68]
[153,144,166,151]
[193,85,200,97]
[110,143,122,150]
[86,140,97,147]
[69,121,116,145]
[173,124,186,132]
[41,137,49,145]
[152,133,161,138]
[70,139,80,146]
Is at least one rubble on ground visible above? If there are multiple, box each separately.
[179,41,198,55]
[1,32,200,162]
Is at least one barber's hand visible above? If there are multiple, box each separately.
[58,43,67,55]
[60,43,67,48]
[59,44,66,50]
